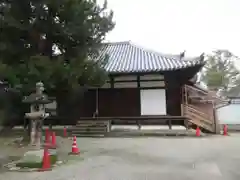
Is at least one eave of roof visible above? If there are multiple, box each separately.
[96,41,205,74]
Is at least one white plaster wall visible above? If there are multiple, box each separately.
[140,89,166,115]
[217,104,240,124]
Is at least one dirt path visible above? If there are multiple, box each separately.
[0,135,72,173]
[2,135,240,179]
[0,137,27,172]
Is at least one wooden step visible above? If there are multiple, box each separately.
[72,126,108,130]
[72,128,108,133]
[72,130,107,134]
[73,120,110,136]
[72,134,105,137]
[72,131,107,136]
[73,126,108,130]
[182,104,215,133]
[188,119,213,132]
[76,122,109,126]
[77,120,110,124]
[75,124,108,127]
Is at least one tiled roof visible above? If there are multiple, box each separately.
[97,41,204,73]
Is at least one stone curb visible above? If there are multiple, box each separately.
[3,160,67,172]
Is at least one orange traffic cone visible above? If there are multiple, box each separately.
[69,136,80,155]
[38,147,51,171]
[223,124,228,136]
[50,132,57,149]
[196,126,200,137]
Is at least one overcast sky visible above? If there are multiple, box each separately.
[100,0,240,58]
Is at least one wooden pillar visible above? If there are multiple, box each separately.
[168,119,172,129]
[165,72,182,116]
[184,85,188,105]
[94,88,99,117]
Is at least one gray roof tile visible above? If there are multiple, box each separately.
[98,41,204,73]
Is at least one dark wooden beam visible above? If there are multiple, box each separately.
[106,79,164,83]
[137,75,140,88]
[110,76,114,88]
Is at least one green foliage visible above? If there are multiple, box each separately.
[0,88,26,127]
[201,50,240,96]
[0,109,5,126]
[0,0,115,91]
[0,0,114,127]
[0,55,108,92]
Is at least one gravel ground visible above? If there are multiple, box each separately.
[1,134,240,180]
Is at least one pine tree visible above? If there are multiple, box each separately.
[201,50,240,96]
[0,0,115,127]
[0,0,115,91]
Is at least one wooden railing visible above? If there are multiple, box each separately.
[185,103,212,117]
[183,84,227,105]
[181,104,215,132]
[184,84,209,96]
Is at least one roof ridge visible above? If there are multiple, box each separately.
[103,41,203,62]
[103,41,131,45]
[99,41,205,73]
[124,42,200,62]
[128,42,180,60]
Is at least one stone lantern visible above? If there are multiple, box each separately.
[22,82,52,148]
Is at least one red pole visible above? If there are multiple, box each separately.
[63,127,67,137]
[51,132,57,148]
[223,124,228,136]
[196,126,200,137]
[45,128,50,143]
